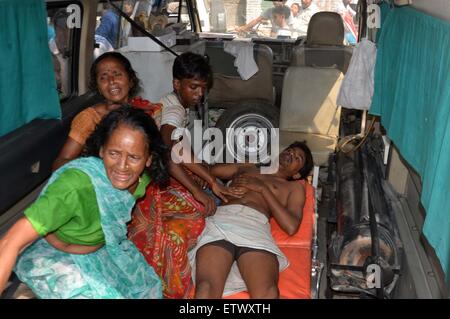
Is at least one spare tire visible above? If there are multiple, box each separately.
[214,100,279,163]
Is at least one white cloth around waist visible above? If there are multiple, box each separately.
[189,204,289,296]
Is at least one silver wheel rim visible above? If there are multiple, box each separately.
[224,113,276,163]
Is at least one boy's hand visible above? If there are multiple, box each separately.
[211,182,248,203]
[192,190,216,217]
[231,174,267,194]
[228,186,248,198]
[192,174,209,189]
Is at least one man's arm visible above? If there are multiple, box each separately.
[236,6,273,32]
[236,15,265,32]
[160,124,177,147]
[209,163,256,180]
[284,182,305,229]
[162,123,236,203]
[261,182,304,235]
[167,160,217,215]
[162,123,223,185]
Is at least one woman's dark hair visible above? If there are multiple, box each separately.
[84,106,169,187]
[173,52,212,83]
[288,141,314,180]
[88,52,141,99]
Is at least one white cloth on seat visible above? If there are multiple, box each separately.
[189,204,289,296]
[223,40,259,80]
[337,38,377,110]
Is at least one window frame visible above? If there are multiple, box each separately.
[46,0,83,104]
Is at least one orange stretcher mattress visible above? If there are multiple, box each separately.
[225,180,315,299]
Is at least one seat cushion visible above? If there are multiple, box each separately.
[279,63,344,168]
[280,66,343,135]
[307,12,344,46]
[280,130,337,167]
[207,44,274,105]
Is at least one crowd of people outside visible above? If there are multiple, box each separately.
[235,0,358,42]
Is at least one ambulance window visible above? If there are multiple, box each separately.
[46,2,82,100]
[93,0,190,55]
[195,0,359,43]
[178,0,193,31]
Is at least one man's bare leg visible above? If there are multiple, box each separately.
[194,244,234,299]
[237,250,280,299]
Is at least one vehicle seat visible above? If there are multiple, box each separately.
[280,12,346,167]
[291,12,353,74]
[206,41,274,106]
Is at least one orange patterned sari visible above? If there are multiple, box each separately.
[128,176,206,299]
[128,97,205,298]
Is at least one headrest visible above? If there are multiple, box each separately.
[306,12,345,46]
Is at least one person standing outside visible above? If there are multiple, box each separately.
[94,4,120,58]
[291,0,320,36]
[235,1,292,36]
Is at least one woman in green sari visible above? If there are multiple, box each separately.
[0,106,168,298]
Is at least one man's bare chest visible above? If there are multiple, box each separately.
[241,172,289,201]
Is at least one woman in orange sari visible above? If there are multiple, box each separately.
[52,51,161,170]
